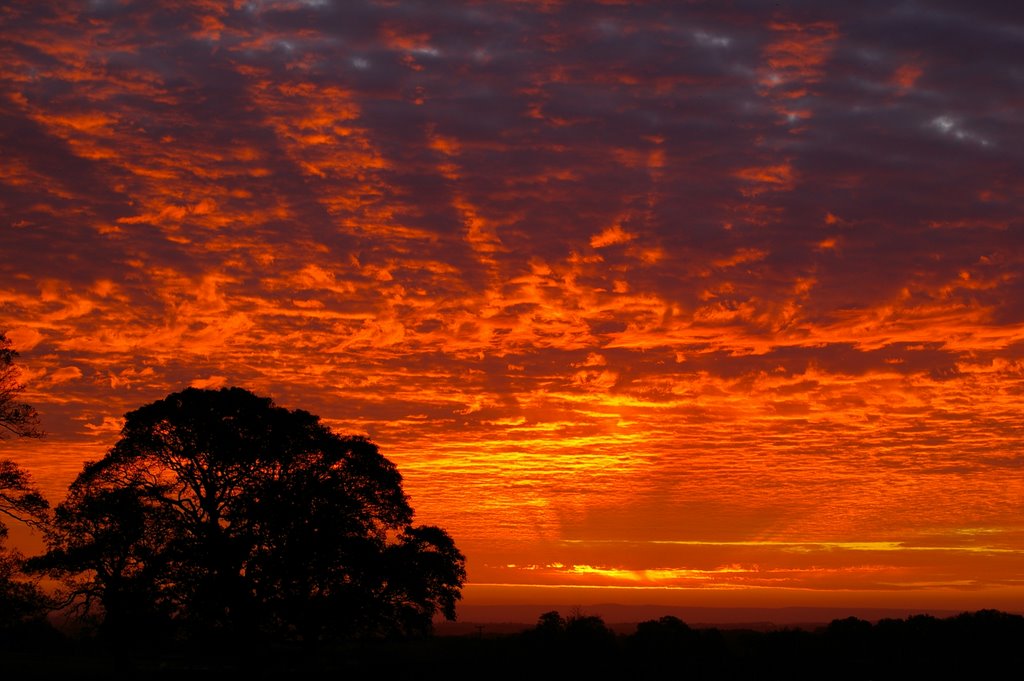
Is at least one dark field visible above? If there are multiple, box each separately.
[4,609,1022,680]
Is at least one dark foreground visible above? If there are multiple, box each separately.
[4,609,1022,680]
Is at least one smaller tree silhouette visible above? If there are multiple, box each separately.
[535,610,565,637]
[524,609,618,655]
[633,615,694,650]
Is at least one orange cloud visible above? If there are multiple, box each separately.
[590,224,636,248]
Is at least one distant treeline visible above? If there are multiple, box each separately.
[4,608,1023,680]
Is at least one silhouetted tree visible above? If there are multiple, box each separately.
[32,387,465,644]
[633,614,693,648]
[631,614,699,675]
[0,461,51,634]
[563,612,616,649]
[0,333,50,633]
[534,610,565,638]
[522,608,620,675]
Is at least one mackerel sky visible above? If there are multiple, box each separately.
[2,0,1023,609]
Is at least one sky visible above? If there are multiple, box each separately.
[2,0,1023,617]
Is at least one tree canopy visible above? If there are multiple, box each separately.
[33,387,465,643]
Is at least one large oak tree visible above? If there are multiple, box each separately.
[34,387,465,643]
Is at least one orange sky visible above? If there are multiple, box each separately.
[2,1,1023,616]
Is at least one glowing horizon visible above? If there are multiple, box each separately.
[2,1,1023,613]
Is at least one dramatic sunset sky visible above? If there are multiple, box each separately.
[2,1,1023,616]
